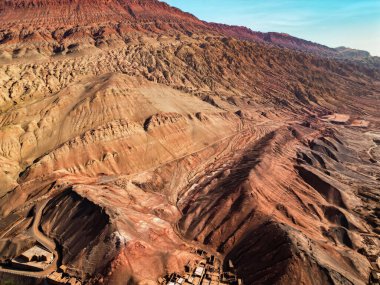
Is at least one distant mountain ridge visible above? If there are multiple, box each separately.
[0,0,375,59]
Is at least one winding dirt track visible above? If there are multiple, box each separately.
[0,200,58,278]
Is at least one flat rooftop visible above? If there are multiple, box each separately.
[11,245,53,271]
[20,245,53,261]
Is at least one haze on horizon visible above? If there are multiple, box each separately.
[163,0,380,56]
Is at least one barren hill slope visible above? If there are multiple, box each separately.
[0,1,379,285]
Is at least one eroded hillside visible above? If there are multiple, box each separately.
[0,0,379,284]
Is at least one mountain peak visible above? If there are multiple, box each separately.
[0,0,202,27]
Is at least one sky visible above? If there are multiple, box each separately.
[163,0,380,56]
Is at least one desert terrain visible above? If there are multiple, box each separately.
[0,0,379,284]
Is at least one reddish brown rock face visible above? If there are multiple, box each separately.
[0,0,203,28]
[0,1,379,285]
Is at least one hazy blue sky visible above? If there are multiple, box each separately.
[163,0,380,56]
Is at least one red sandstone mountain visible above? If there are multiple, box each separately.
[0,1,379,285]
[1,0,369,57]
[0,0,203,26]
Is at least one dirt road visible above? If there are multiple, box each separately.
[0,199,58,278]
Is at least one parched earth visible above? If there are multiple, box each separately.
[0,0,379,284]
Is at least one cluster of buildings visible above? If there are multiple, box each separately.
[1,243,81,285]
[11,244,53,271]
[159,249,242,285]
[46,265,82,285]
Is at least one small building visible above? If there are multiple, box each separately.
[369,255,380,271]
[185,264,191,273]
[194,266,204,277]
[193,277,201,285]
[370,270,380,282]
[196,249,206,256]
[59,264,68,273]
[47,271,70,285]
[68,277,81,285]
[209,273,219,281]
[47,271,82,285]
